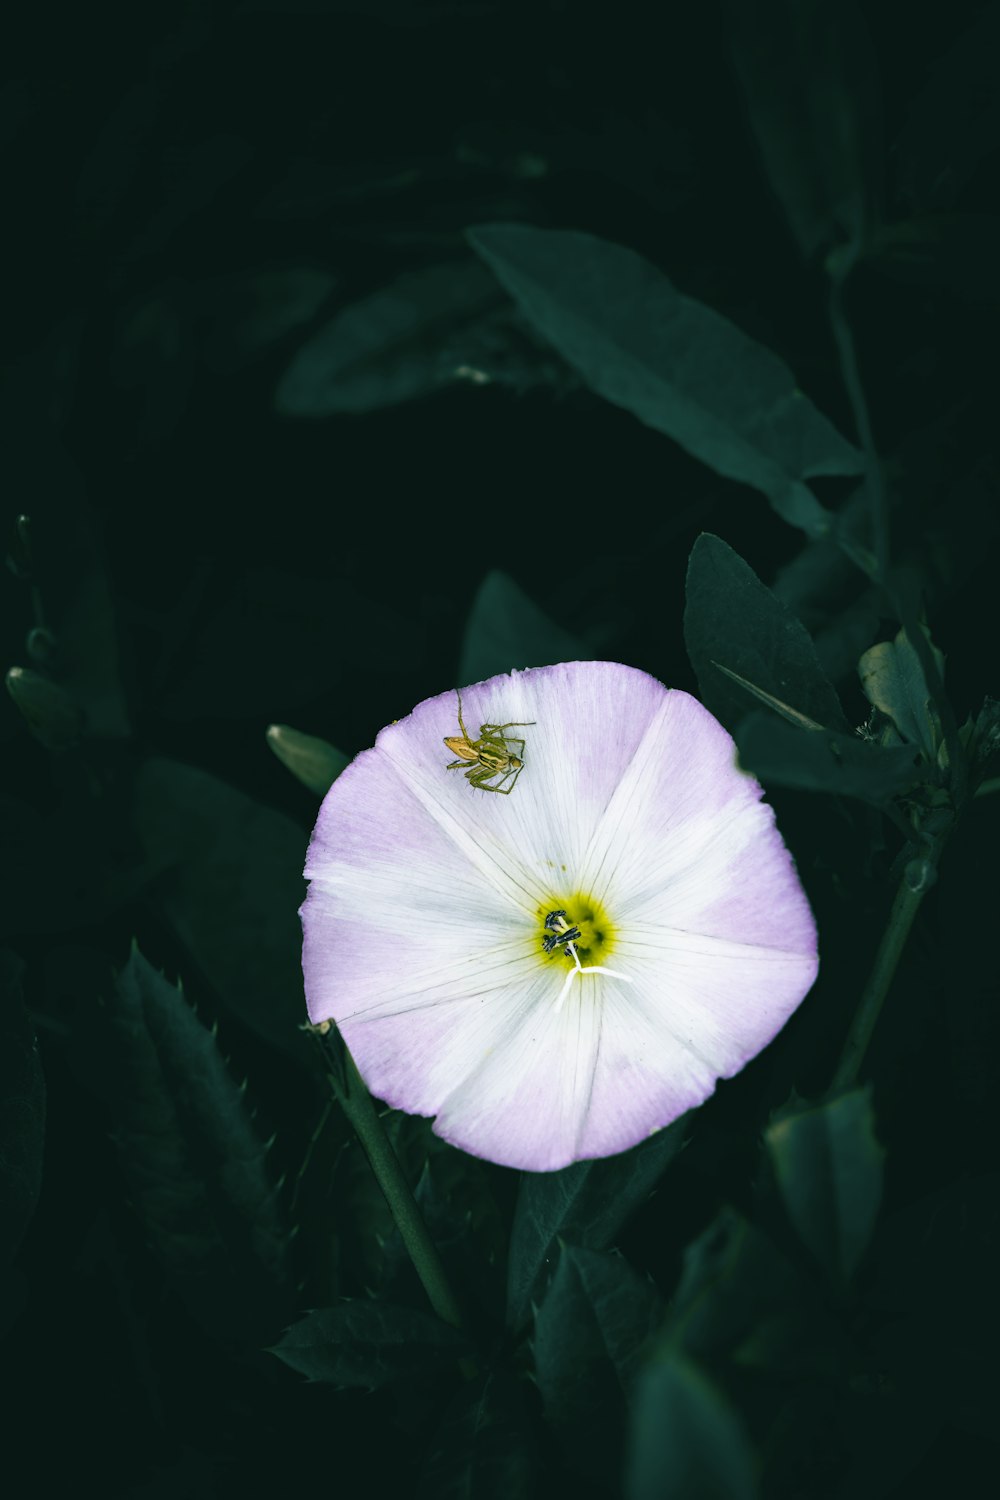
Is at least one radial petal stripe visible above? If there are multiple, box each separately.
[300,662,818,1171]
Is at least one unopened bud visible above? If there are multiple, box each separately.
[266,723,348,796]
[904,858,936,894]
[6,666,84,749]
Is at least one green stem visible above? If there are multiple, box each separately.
[828,256,888,584]
[830,855,936,1093]
[317,1037,472,1351]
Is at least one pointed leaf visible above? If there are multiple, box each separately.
[275,258,502,415]
[625,1349,757,1500]
[765,1087,885,1284]
[0,950,45,1263]
[507,1119,685,1332]
[736,711,922,803]
[82,944,292,1342]
[468,223,862,536]
[459,569,585,685]
[684,533,847,736]
[727,0,881,258]
[534,1243,663,1480]
[858,626,945,762]
[265,723,349,796]
[271,1300,470,1385]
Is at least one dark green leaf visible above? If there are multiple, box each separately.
[270,1300,470,1386]
[736,711,922,803]
[275,258,502,415]
[202,268,337,371]
[468,223,861,536]
[416,1370,537,1500]
[0,950,45,1264]
[858,626,945,762]
[765,1088,884,1284]
[459,570,585,686]
[133,757,314,1066]
[534,1244,662,1479]
[891,4,1000,212]
[83,944,292,1342]
[265,723,349,797]
[625,1348,757,1500]
[684,533,847,736]
[506,1120,685,1332]
[727,0,881,258]
[667,1207,853,1378]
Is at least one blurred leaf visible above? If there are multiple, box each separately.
[727,0,881,258]
[858,627,945,762]
[684,533,847,737]
[468,223,862,537]
[5,667,84,750]
[439,303,581,397]
[275,258,502,415]
[506,1120,686,1332]
[670,1208,796,1361]
[133,758,314,1067]
[270,1300,470,1386]
[890,3,1000,212]
[265,723,349,797]
[0,951,45,1264]
[534,1243,663,1481]
[625,1348,757,1500]
[459,570,586,685]
[765,1088,884,1285]
[83,944,292,1343]
[736,711,922,803]
[156,566,411,720]
[869,214,1000,308]
[415,1369,536,1500]
[112,284,195,447]
[202,268,338,371]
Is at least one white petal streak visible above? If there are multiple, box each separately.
[580,690,764,914]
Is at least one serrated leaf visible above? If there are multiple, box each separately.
[727,0,881,259]
[534,1244,663,1481]
[458,570,586,686]
[684,533,847,736]
[625,1349,757,1500]
[415,1370,536,1500]
[858,626,945,762]
[468,223,862,536]
[83,944,292,1342]
[265,723,349,796]
[133,757,315,1067]
[506,1119,685,1332]
[275,258,502,415]
[765,1087,884,1284]
[0,950,45,1263]
[736,711,921,803]
[271,1300,470,1385]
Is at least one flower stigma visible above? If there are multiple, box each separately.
[538,898,632,1014]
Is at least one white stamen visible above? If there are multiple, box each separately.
[552,936,632,1014]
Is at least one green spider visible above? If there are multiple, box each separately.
[442,689,536,795]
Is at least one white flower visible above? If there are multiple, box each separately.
[301,662,818,1171]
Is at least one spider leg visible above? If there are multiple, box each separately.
[480,720,536,734]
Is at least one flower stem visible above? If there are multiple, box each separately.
[315,1036,472,1355]
[830,854,937,1093]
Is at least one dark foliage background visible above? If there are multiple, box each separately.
[2,1,998,1496]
